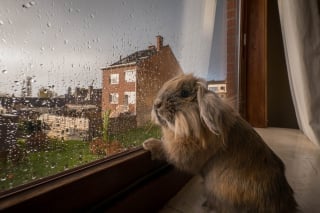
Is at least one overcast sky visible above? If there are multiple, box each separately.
[0,0,226,96]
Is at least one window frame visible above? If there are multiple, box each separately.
[124,69,136,83]
[124,91,136,105]
[0,147,191,211]
[109,93,119,104]
[0,0,267,211]
[110,73,120,85]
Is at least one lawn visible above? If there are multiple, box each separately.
[0,125,161,192]
[110,124,161,148]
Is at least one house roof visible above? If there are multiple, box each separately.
[207,80,226,85]
[110,48,157,66]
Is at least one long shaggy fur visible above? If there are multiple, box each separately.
[143,74,298,212]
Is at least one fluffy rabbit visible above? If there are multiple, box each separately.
[143,74,298,213]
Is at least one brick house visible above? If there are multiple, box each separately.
[102,36,183,127]
[207,80,227,100]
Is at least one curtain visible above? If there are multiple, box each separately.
[179,0,217,78]
[277,0,320,145]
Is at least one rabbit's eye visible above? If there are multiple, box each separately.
[180,89,190,98]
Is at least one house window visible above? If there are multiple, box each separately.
[0,0,241,205]
[125,70,136,82]
[110,74,119,84]
[124,92,136,105]
[109,93,119,104]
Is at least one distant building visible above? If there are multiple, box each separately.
[21,76,32,97]
[0,97,66,111]
[38,113,89,140]
[102,36,183,126]
[0,103,7,114]
[66,86,102,106]
[0,114,18,159]
[207,80,227,99]
[0,92,9,97]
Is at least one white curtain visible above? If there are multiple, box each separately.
[278,0,320,145]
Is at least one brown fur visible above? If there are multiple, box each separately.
[143,74,298,212]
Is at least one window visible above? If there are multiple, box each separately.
[125,70,136,82]
[110,74,119,84]
[124,92,136,105]
[0,0,242,208]
[109,93,119,104]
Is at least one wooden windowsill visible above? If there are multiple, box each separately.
[0,147,191,212]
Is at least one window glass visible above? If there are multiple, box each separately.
[109,93,119,104]
[110,74,119,84]
[125,70,136,83]
[124,92,136,105]
[0,0,240,192]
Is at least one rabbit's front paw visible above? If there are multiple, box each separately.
[143,138,165,160]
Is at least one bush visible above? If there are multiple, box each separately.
[89,138,125,156]
[25,132,50,152]
[6,144,26,163]
[89,138,107,155]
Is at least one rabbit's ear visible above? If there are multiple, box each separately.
[197,82,232,145]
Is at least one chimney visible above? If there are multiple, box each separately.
[156,35,163,51]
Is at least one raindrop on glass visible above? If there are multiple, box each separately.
[1,69,7,74]
[22,3,32,8]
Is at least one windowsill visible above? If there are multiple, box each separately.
[0,147,191,211]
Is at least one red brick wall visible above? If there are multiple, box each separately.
[108,115,137,134]
[102,46,182,127]
[226,0,239,109]
[136,46,183,126]
[102,65,137,116]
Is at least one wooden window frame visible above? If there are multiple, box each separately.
[0,0,267,211]
[239,0,267,127]
[0,148,191,212]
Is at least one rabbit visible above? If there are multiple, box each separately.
[143,74,298,213]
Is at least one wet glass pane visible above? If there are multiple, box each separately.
[0,0,240,192]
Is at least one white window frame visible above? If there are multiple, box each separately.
[110,74,119,84]
[110,93,119,104]
[124,70,136,83]
[124,91,136,105]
